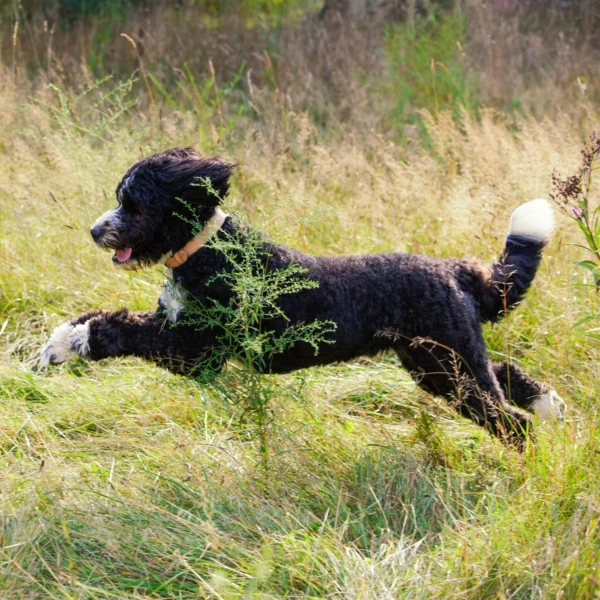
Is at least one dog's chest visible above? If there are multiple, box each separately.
[159,268,187,323]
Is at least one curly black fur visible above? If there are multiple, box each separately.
[49,147,557,447]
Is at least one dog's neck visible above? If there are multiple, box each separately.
[165,207,228,268]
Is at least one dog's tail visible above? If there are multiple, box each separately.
[468,198,555,323]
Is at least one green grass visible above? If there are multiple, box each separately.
[383,8,478,138]
[0,71,600,598]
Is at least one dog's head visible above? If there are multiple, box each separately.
[90,147,234,269]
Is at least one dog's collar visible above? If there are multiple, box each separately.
[165,208,228,268]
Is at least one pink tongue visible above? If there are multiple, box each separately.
[115,248,133,263]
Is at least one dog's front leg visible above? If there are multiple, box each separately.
[40,308,220,374]
[40,310,108,366]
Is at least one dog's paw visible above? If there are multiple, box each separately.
[40,322,75,366]
[40,321,91,367]
[532,389,566,420]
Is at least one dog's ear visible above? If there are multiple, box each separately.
[152,147,235,207]
[181,156,235,206]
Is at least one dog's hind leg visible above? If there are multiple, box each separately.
[492,361,565,419]
[40,309,224,376]
[396,339,533,448]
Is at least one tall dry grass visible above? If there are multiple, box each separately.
[0,61,599,595]
[3,1,600,121]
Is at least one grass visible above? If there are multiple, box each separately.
[0,63,600,598]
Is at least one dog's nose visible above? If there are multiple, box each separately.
[90,226,102,241]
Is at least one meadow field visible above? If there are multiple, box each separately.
[1,2,600,597]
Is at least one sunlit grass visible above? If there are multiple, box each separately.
[0,70,599,598]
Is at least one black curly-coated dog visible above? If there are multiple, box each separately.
[41,147,565,446]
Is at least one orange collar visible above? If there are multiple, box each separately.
[164,208,228,268]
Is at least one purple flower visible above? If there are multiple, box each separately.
[572,206,584,220]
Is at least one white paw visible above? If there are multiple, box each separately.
[532,389,566,420]
[40,321,91,367]
[40,322,75,366]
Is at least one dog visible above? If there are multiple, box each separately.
[41,147,565,446]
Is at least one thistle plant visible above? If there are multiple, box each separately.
[551,133,600,340]
[173,183,336,467]
[551,133,600,289]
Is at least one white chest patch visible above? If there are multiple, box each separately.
[160,276,187,323]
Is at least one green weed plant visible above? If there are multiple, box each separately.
[551,133,600,340]
[173,180,336,467]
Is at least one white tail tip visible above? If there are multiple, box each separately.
[509,198,555,242]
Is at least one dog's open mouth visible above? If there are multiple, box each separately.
[113,247,133,263]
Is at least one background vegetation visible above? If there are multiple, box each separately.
[0,0,599,597]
